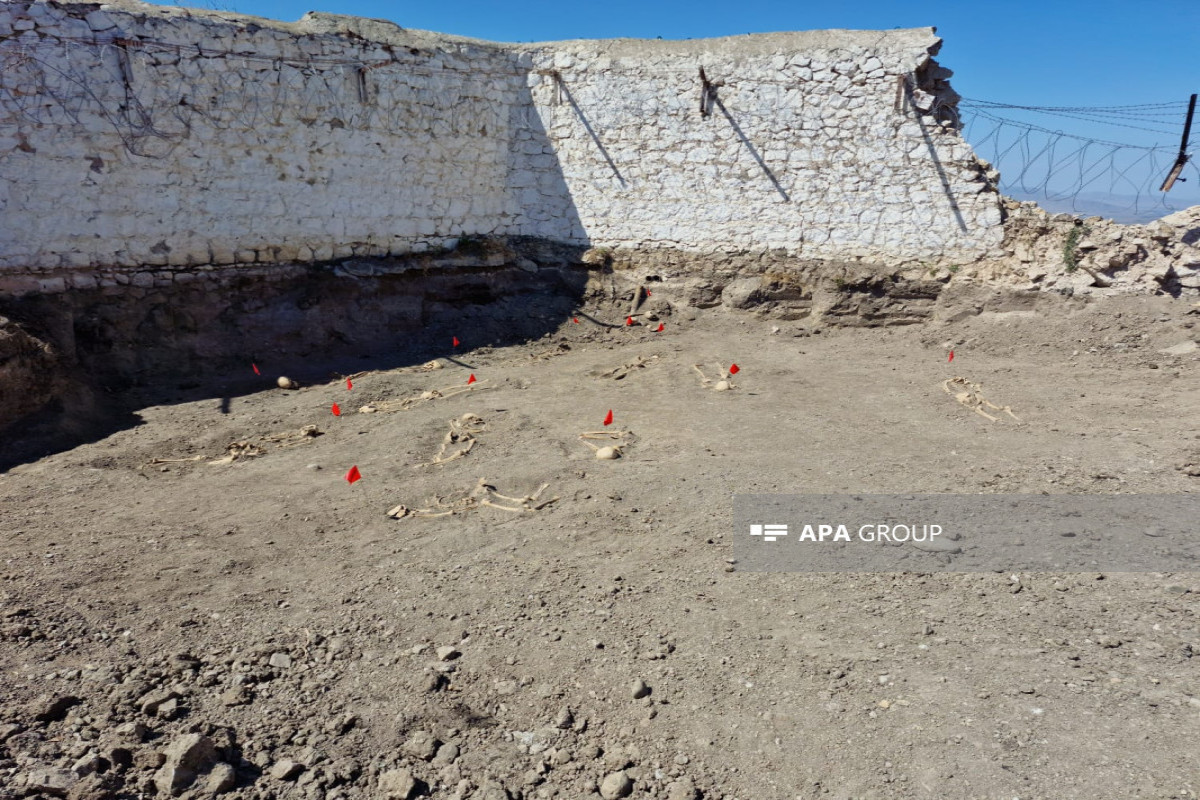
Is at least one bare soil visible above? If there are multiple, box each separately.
[2,292,1199,800]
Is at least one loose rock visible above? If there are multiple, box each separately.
[402,730,441,761]
[378,768,420,799]
[269,759,304,781]
[600,770,634,799]
[154,733,219,796]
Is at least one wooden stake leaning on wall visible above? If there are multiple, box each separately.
[698,68,725,118]
[1160,93,1196,193]
[894,74,909,114]
[356,64,369,103]
[113,38,139,91]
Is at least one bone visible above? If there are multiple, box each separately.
[580,430,633,460]
[387,478,558,518]
[942,377,1021,422]
[342,360,442,382]
[427,413,486,465]
[595,354,659,380]
[693,363,736,390]
[148,424,321,469]
[358,381,492,414]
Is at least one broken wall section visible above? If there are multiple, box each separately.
[520,30,1004,263]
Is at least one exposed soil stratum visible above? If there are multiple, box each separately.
[1,287,1199,800]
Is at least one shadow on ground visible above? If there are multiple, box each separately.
[0,244,596,472]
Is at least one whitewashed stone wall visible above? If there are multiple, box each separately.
[522,31,1004,261]
[0,0,1003,294]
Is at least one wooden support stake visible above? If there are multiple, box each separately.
[114,39,136,90]
[356,66,369,103]
[894,74,908,114]
[1160,93,1196,193]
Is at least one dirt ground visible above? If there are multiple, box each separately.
[1,291,1199,800]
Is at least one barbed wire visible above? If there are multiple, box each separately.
[958,99,1195,219]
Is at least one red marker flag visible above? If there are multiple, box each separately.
[346,378,353,390]
[453,337,460,347]
[573,317,580,324]
[728,364,740,375]
[948,350,954,363]
[252,363,260,375]
[603,409,613,426]
[467,373,476,385]
[331,403,341,417]
[345,465,361,484]
[655,323,664,332]
[626,316,634,326]
[646,289,651,297]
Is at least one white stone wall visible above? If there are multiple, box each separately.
[0,0,1003,292]
[521,32,1004,262]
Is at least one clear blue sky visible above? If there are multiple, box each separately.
[154,0,1200,217]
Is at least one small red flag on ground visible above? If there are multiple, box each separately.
[626,316,634,326]
[453,336,460,347]
[467,373,476,385]
[573,317,580,324]
[346,378,353,390]
[331,403,341,417]
[603,409,613,426]
[948,350,954,362]
[252,363,260,375]
[646,290,651,296]
[728,364,740,375]
[345,465,361,484]
[655,323,664,332]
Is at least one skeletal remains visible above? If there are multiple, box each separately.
[594,354,659,381]
[692,363,737,391]
[386,477,559,519]
[942,377,1021,422]
[358,380,491,414]
[339,360,444,383]
[146,425,323,468]
[579,429,634,460]
[427,413,486,465]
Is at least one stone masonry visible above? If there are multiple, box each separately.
[0,0,1004,295]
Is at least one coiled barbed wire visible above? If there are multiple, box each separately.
[958,98,1197,219]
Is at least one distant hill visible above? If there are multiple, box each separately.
[1005,190,1200,224]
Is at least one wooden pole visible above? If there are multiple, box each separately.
[1160,93,1196,193]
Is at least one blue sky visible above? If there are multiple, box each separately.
[157,0,1200,218]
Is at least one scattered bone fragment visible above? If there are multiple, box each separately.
[339,360,442,384]
[595,355,659,380]
[358,381,491,414]
[579,430,633,460]
[942,377,1021,422]
[386,477,558,519]
[693,363,737,391]
[428,413,486,465]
